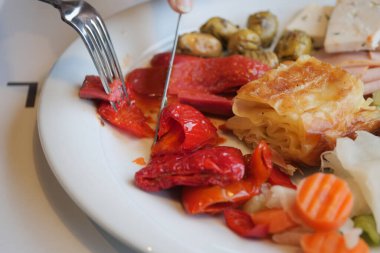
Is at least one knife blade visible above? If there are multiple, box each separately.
[153,13,183,144]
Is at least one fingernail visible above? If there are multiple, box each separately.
[169,0,193,14]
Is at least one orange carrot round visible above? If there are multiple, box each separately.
[300,231,369,253]
[295,173,353,231]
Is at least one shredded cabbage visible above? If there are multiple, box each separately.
[321,131,380,233]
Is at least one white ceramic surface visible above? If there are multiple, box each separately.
[38,0,370,252]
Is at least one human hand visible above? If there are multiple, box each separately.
[167,0,193,14]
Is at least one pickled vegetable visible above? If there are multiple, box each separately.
[274,30,312,61]
[177,32,223,58]
[247,11,278,48]
[227,29,261,53]
[242,50,279,68]
[200,17,239,46]
[354,214,380,246]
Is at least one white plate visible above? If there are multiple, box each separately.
[37,0,352,252]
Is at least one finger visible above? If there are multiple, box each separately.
[167,0,193,14]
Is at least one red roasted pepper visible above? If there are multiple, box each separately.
[127,54,270,97]
[177,91,233,117]
[97,100,154,138]
[135,146,245,192]
[182,180,260,215]
[181,141,273,214]
[224,209,268,238]
[268,166,297,189]
[79,75,124,102]
[151,103,218,156]
[150,52,201,67]
[250,141,273,185]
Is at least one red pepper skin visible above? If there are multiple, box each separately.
[177,92,233,117]
[97,100,154,138]
[150,52,201,67]
[79,75,124,102]
[182,180,260,215]
[181,141,273,215]
[151,103,218,156]
[135,146,245,192]
[126,67,167,97]
[250,141,273,185]
[128,55,270,97]
[268,166,297,190]
[224,209,268,238]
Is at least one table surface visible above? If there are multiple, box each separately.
[0,1,148,252]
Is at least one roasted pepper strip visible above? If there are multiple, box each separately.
[127,54,270,97]
[151,103,218,156]
[97,100,154,138]
[268,166,297,189]
[182,180,260,215]
[182,141,273,214]
[150,52,201,67]
[79,75,124,102]
[224,209,268,238]
[135,146,245,192]
[251,141,273,185]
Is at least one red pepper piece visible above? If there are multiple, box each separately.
[126,67,167,97]
[250,140,273,185]
[128,55,270,96]
[224,209,268,238]
[268,166,297,189]
[79,75,124,102]
[182,180,260,215]
[151,103,218,156]
[135,146,245,192]
[177,92,233,117]
[97,100,154,138]
[181,141,273,215]
[150,52,201,67]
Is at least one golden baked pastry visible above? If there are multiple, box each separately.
[226,55,380,166]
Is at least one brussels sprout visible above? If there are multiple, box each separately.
[247,11,278,48]
[200,17,239,46]
[274,30,313,61]
[227,29,261,53]
[241,50,279,68]
[177,32,223,57]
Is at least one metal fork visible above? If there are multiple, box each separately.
[39,0,130,110]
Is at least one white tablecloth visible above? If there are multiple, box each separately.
[0,1,147,252]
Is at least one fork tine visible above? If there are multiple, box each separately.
[81,24,118,110]
[93,16,131,104]
[85,22,113,83]
[40,0,129,109]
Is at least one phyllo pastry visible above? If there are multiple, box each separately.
[226,55,380,166]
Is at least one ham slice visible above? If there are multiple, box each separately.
[342,66,368,78]
[314,50,380,95]
[364,79,380,95]
[313,50,380,67]
[362,67,380,82]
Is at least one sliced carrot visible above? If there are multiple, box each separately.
[250,208,298,234]
[295,173,353,231]
[300,231,369,253]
